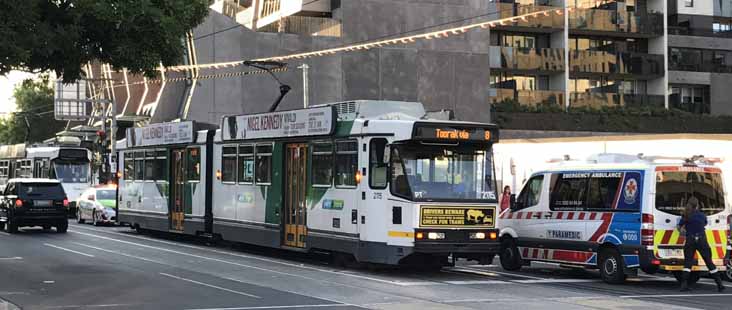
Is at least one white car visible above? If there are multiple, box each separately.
[76,186,117,226]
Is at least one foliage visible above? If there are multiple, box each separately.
[0,1,209,82]
[0,75,67,144]
[491,100,732,133]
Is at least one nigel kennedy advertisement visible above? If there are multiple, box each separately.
[222,106,335,141]
[126,121,194,147]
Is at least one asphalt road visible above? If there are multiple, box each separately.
[0,223,731,310]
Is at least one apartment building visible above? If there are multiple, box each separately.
[84,0,732,136]
[668,0,732,114]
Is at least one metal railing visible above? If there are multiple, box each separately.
[491,88,566,107]
[260,0,281,19]
[570,50,664,77]
[570,92,665,108]
[490,46,565,72]
[258,15,342,37]
[569,8,663,36]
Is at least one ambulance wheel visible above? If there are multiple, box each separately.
[672,271,700,285]
[723,267,732,282]
[500,238,522,271]
[599,248,626,284]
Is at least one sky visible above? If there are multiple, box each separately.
[0,71,38,114]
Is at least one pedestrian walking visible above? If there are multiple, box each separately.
[678,198,726,292]
[499,186,511,213]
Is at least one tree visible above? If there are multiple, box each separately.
[0,1,209,82]
[0,75,67,144]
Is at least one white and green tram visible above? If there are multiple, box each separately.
[117,100,501,266]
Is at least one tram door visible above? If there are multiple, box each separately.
[284,144,308,248]
[170,149,186,232]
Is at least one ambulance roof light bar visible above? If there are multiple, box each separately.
[639,154,723,165]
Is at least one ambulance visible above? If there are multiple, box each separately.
[498,153,730,284]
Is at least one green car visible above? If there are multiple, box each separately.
[76,186,117,226]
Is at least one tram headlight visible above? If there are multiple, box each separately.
[470,232,486,240]
[427,232,445,240]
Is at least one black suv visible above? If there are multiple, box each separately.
[0,179,69,233]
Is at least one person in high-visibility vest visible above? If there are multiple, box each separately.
[678,197,726,292]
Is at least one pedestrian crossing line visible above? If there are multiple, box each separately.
[443,280,509,285]
[513,279,599,284]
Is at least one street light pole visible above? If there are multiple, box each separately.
[298,64,310,108]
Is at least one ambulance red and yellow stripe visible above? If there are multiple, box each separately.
[654,229,728,271]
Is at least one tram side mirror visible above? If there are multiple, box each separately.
[509,194,517,210]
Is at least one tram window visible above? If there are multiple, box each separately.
[134,151,145,181]
[154,150,167,182]
[238,145,254,184]
[255,144,272,185]
[312,142,333,187]
[369,139,388,189]
[124,152,134,180]
[187,147,201,181]
[144,150,156,181]
[549,173,589,211]
[222,146,237,183]
[0,161,8,178]
[335,140,358,188]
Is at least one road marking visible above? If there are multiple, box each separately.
[44,303,137,309]
[71,226,438,287]
[159,273,260,299]
[513,279,599,284]
[43,243,95,257]
[0,257,22,260]
[448,267,547,280]
[69,229,441,287]
[186,304,349,310]
[43,281,55,284]
[0,231,10,236]
[443,280,509,285]
[72,242,166,264]
[620,293,732,298]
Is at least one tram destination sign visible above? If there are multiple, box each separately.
[412,123,498,143]
[222,106,335,141]
[126,121,194,147]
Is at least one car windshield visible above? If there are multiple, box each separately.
[18,183,65,199]
[655,170,725,216]
[51,161,89,183]
[96,190,115,200]
[391,143,497,201]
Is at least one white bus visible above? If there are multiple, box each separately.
[117,100,501,267]
[0,144,92,214]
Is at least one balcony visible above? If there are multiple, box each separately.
[209,0,339,36]
[490,88,565,107]
[257,15,342,37]
[570,50,664,79]
[490,3,564,31]
[569,8,663,37]
[570,92,665,108]
[489,47,565,73]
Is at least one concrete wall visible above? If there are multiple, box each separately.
[710,73,732,115]
[154,0,494,126]
[675,0,713,16]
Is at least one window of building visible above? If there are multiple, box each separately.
[255,144,273,185]
[222,146,237,183]
[238,145,254,184]
[187,147,201,181]
[335,140,358,187]
[0,161,9,179]
[369,139,388,189]
[515,175,544,210]
[550,173,589,211]
[311,142,333,187]
[490,73,545,91]
[684,0,693,7]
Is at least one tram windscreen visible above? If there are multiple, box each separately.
[391,144,497,202]
[655,170,725,216]
[51,161,89,183]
